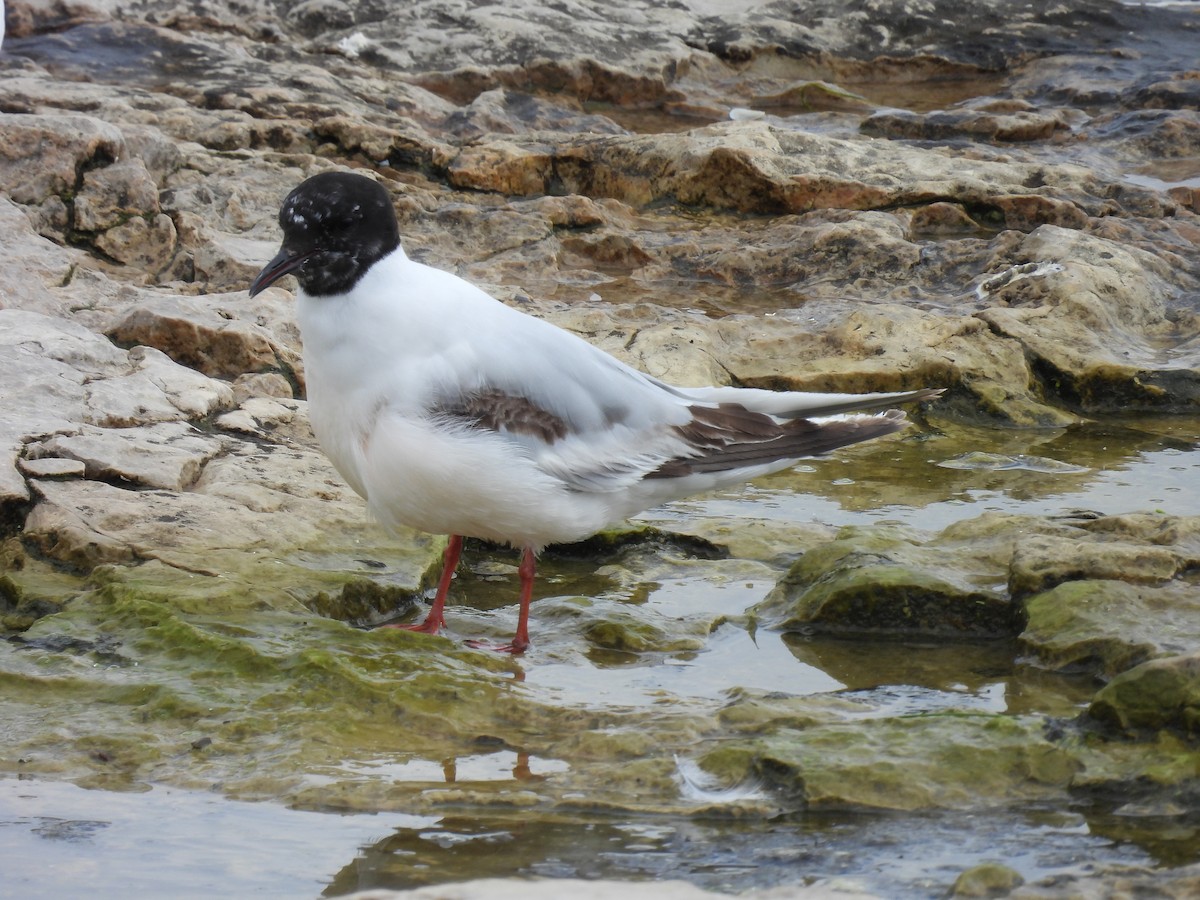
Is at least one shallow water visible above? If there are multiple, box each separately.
[5,774,1198,898]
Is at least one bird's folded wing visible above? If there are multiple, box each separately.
[433,382,912,494]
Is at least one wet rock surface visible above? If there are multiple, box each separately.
[2,0,1200,896]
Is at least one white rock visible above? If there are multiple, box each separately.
[18,457,87,478]
[29,421,225,491]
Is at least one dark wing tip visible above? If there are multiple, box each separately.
[648,404,911,479]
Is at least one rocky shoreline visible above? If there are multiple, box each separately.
[1,0,1199,895]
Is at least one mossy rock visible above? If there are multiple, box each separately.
[759,557,1019,638]
[1021,579,1200,677]
[699,713,1080,811]
[1087,652,1200,738]
[952,861,1025,897]
[305,577,420,626]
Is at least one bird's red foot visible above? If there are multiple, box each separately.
[464,636,530,655]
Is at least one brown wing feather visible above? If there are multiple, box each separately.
[647,404,908,479]
[434,389,570,443]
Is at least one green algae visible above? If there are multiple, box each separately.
[754,522,1021,638]
[1088,653,1200,739]
[1021,579,1200,677]
[700,713,1082,811]
[0,541,85,632]
[952,861,1026,897]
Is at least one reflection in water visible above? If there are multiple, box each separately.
[675,755,766,804]
[305,750,566,789]
[781,635,1097,718]
[323,805,1169,898]
[1087,807,1200,869]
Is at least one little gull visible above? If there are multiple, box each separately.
[249,171,941,653]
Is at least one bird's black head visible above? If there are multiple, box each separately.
[249,171,400,298]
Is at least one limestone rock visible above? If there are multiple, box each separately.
[74,158,161,232]
[82,345,233,425]
[214,396,316,446]
[862,104,1079,143]
[18,457,86,479]
[94,212,178,272]
[1009,515,1200,597]
[0,308,233,513]
[977,227,1200,415]
[446,122,1139,219]
[444,88,627,138]
[0,197,84,318]
[28,422,225,491]
[0,113,124,207]
[105,292,302,381]
[22,432,435,607]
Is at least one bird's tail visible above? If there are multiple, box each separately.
[677,386,944,420]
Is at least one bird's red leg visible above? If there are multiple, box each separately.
[509,547,535,653]
[466,546,534,654]
[381,534,462,635]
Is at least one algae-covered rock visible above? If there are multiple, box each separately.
[0,578,529,794]
[715,688,874,734]
[1087,653,1200,739]
[1069,729,1200,807]
[953,861,1026,897]
[583,614,704,654]
[1009,533,1192,598]
[754,524,1021,639]
[699,714,1080,811]
[767,560,1015,637]
[1021,580,1200,677]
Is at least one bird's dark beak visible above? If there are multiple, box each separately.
[248,246,316,297]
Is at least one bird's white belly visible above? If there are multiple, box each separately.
[313,396,614,550]
[378,413,623,548]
